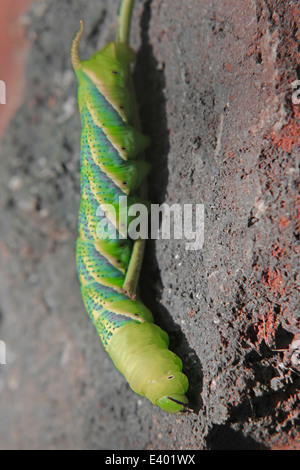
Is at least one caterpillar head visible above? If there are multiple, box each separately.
[106,320,189,414]
[156,394,189,413]
[150,370,189,413]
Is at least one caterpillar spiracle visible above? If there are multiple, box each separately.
[71,0,189,413]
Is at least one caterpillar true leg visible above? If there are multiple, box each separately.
[72,0,189,413]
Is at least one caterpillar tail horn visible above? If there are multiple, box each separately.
[71,20,84,70]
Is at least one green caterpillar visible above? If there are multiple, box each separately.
[71,0,188,413]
